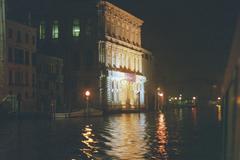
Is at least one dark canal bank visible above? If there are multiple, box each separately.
[0,106,222,160]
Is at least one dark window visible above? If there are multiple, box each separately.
[32,54,36,65]
[45,81,49,89]
[25,72,29,86]
[15,71,23,85]
[16,30,22,43]
[32,73,35,87]
[32,36,35,45]
[25,92,28,98]
[8,47,13,62]
[84,50,94,67]
[8,28,13,38]
[32,91,35,98]
[25,33,29,43]
[25,51,30,65]
[14,48,24,64]
[8,70,13,85]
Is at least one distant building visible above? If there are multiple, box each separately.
[35,54,64,112]
[5,20,37,111]
[222,16,240,160]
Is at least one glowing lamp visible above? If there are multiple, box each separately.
[85,90,90,97]
[217,97,221,100]
[158,93,163,97]
[193,97,196,100]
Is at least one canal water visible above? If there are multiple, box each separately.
[0,106,222,160]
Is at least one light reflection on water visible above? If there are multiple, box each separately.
[157,113,168,159]
[0,107,222,160]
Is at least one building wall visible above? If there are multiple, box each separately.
[5,20,37,111]
[0,0,7,100]
[98,1,149,111]
[222,16,240,160]
[36,54,64,112]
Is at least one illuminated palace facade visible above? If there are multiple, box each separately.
[97,1,150,110]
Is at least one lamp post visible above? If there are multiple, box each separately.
[192,96,196,106]
[85,90,90,116]
[158,92,164,110]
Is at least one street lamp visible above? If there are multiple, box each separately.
[192,96,196,106]
[85,90,91,116]
[158,92,164,110]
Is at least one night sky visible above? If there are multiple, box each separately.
[108,0,239,98]
[6,0,239,98]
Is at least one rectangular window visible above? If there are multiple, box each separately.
[32,36,35,45]
[14,49,24,64]
[8,28,13,38]
[32,73,35,87]
[25,33,29,43]
[52,20,59,39]
[8,47,13,62]
[8,70,13,85]
[16,30,22,43]
[25,72,29,86]
[73,19,80,37]
[39,21,46,39]
[25,51,29,65]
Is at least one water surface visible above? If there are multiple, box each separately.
[0,107,222,160]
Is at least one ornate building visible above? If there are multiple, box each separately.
[97,1,151,111]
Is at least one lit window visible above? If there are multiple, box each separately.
[52,20,59,39]
[39,21,46,39]
[72,19,80,37]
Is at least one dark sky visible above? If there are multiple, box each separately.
[108,0,238,97]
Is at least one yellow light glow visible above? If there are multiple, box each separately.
[158,93,163,97]
[85,90,90,97]
[192,97,196,100]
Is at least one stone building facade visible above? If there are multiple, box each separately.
[5,20,37,111]
[97,1,152,111]
[35,54,64,112]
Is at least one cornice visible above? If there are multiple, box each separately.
[97,1,143,26]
